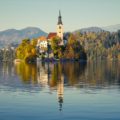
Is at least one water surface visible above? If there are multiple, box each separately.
[0,61,120,120]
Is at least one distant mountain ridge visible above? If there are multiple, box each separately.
[74,27,104,33]
[0,24,120,47]
[0,27,47,47]
[74,24,120,33]
[102,24,120,32]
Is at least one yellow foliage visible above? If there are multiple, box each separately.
[118,54,120,60]
[31,48,36,55]
[16,38,37,62]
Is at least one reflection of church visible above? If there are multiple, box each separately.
[37,62,48,87]
[57,75,64,111]
[37,62,65,111]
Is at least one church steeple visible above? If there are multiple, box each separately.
[57,10,64,45]
[58,10,63,25]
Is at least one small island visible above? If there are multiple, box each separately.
[15,35,87,63]
[15,11,87,63]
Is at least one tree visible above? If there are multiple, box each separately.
[51,36,63,58]
[16,38,37,62]
[64,33,86,60]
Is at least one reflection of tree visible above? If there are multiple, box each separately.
[0,62,14,78]
[49,63,61,88]
[48,61,120,90]
[79,61,120,88]
[14,62,37,84]
[63,62,86,86]
[105,61,120,85]
[1,61,120,112]
[14,61,120,88]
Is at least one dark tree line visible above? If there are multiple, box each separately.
[0,47,15,62]
[69,30,120,60]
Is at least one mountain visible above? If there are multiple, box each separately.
[102,24,120,32]
[74,24,120,33]
[74,27,105,33]
[0,27,47,47]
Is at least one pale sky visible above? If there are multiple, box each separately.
[0,0,120,32]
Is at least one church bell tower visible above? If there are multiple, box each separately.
[57,10,64,45]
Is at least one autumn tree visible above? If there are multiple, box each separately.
[51,36,65,59]
[16,38,37,62]
[73,30,120,60]
[64,34,87,60]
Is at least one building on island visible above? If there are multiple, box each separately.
[47,32,57,45]
[36,36,47,54]
[36,10,65,57]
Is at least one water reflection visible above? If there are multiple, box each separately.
[13,61,120,89]
[0,61,120,111]
[14,62,37,84]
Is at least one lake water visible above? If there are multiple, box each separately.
[0,61,120,120]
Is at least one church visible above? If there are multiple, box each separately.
[36,11,64,56]
[47,10,64,45]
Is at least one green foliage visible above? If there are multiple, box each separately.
[16,38,37,62]
[15,30,120,61]
[50,34,87,60]
[74,31,120,60]
[0,47,15,62]
[64,34,87,60]
[51,36,64,58]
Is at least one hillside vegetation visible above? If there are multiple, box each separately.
[73,30,120,60]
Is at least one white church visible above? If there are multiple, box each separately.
[36,11,65,55]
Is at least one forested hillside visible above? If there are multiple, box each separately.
[72,30,120,60]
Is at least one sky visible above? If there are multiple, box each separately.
[0,0,120,32]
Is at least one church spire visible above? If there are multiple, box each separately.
[57,10,64,44]
[58,10,63,25]
[59,10,61,16]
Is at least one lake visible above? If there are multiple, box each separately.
[0,61,120,120]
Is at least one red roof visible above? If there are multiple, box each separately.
[38,36,47,41]
[47,32,57,39]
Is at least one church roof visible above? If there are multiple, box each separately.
[47,32,57,39]
[38,36,47,41]
[57,10,63,25]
